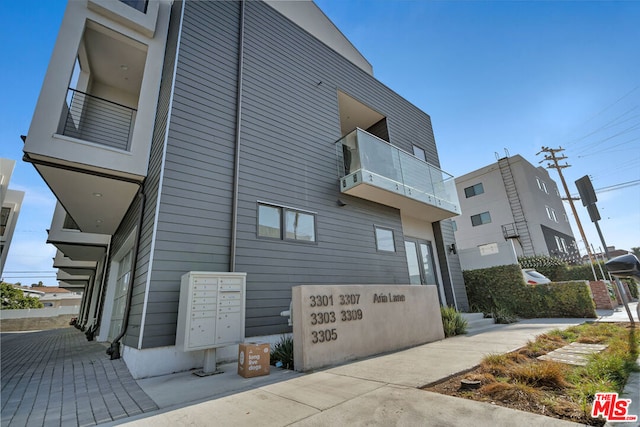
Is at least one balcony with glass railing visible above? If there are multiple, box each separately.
[336,129,460,221]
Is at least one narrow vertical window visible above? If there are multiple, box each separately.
[412,145,426,162]
[258,204,282,239]
[285,211,315,242]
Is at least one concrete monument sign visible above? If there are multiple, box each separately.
[292,284,444,371]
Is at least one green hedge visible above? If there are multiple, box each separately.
[464,264,596,318]
[623,279,639,299]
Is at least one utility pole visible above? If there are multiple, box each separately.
[537,147,598,278]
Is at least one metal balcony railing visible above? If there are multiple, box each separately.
[62,88,136,151]
[336,128,460,216]
[502,223,520,239]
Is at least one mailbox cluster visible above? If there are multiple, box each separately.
[176,272,246,352]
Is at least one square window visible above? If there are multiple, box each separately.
[374,226,395,252]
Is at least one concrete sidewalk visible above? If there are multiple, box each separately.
[2,303,637,427]
[111,304,639,427]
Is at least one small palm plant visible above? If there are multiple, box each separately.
[440,305,468,337]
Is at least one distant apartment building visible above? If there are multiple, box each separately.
[22,0,466,378]
[1,158,25,275]
[454,154,578,262]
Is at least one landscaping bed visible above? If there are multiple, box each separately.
[423,322,639,426]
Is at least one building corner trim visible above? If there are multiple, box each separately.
[137,0,186,350]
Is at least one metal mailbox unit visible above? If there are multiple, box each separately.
[176,272,246,375]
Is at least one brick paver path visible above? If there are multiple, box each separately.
[1,328,158,427]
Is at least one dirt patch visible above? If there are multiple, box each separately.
[423,323,639,427]
[423,363,602,426]
[0,315,75,332]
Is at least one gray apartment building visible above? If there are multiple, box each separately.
[454,154,578,262]
[22,0,467,378]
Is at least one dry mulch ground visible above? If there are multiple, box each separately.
[423,364,601,426]
[422,322,639,426]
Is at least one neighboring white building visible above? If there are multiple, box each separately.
[454,154,578,263]
[1,158,25,275]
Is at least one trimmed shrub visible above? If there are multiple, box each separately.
[464,264,597,319]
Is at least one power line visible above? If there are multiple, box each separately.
[568,180,640,198]
[576,136,639,158]
[573,122,640,155]
[566,107,639,148]
[563,84,639,148]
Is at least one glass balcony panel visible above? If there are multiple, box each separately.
[336,129,460,219]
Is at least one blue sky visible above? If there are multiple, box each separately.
[1,0,639,286]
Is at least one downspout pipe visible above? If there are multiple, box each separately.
[229,0,246,273]
[107,188,146,360]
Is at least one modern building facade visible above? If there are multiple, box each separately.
[1,158,25,276]
[454,154,578,262]
[23,0,467,378]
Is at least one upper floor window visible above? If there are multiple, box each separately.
[257,203,316,243]
[412,145,426,162]
[471,211,491,226]
[374,226,396,252]
[120,0,148,13]
[546,206,558,222]
[560,237,568,253]
[555,236,563,252]
[464,183,484,198]
[536,177,548,194]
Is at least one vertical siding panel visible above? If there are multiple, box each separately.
[139,1,240,348]
[114,1,183,348]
